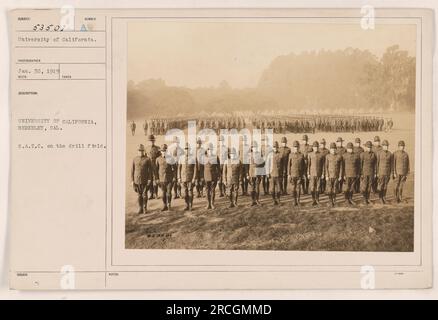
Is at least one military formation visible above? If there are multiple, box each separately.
[131,133,410,214]
[129,116,394,136]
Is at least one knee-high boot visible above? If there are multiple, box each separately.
[137,195,144,214]
[142,196,148,213]
[184,195,190,210]
[251,191,257,206]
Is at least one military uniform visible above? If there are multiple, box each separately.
[131,154,152,213]
[261,148,270,195]
[371,145,382,155]
[307,147,325,205]
[371,143,383,193]
[336,146,346,156]
[318,144,329,193]
[146,142,161,199]
[360,150,377,204]
[342,151,360,204]
[266,147,283,205]
[376,148,393,203]
[353,146,364,154]
[223,158,242,207]
[172,144,184,199]
[178,153,198,210]
[353,143,364,193]
[325,150,343,206]
[335,144,346,193]
[155,153,176,210]
[195,145,206,197]
[240,145,251,196]
[301,143,313,194]
[218,142,228,197]
[288,151,305,206]
[393,146,410,203]
[203,155,220,209]
[248,149,265,205]
[279,142,291,195]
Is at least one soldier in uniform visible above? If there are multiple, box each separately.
[307,141,325,206]
[393,140,410,203]
[195,138,205,198]
[319,138,329,194]
[178,143,197,211]
[240,136,250,196]
[223,148,242,208]
[300,134,312,194]
[131,144,152,214]
[261,141,270,195]
[376,140,393,204]
[342,142,360,205]
[172,136,184,199]
[145,134,161,199]
[353,137,364,193]
[335,137,346,193]
[248,141,265,206]
[130,120,136,136]
[325,142,343,207]
[155,144,176,211]
[288,141,305,206]
[266,141,283,205]
[218,135,228,198]
[371,136,382,193]
[279,136,291,195]
[360,141,377,204]
[203,143,220,209]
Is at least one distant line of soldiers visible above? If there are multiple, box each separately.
[131,134,410,214]
[129,116,394,136]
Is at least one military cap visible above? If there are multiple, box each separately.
[281,136,287,143]
[137,144,145,151]
[374,136,381,142]
[293,141,300,147]
[382,140,389,146]
[365,141,372,148]
[355,137,361,143]
[312,141,319,147]
[330,142,336,149]
[161,144,168,151]
[273,141,279,148]
[320,138,326,144]
[346,142,353,148]
[336,137,344,142]
[148,134,156,141]
[302,135,308,141]
[398,140,405,147]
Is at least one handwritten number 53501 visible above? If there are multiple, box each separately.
[32,24,65,32]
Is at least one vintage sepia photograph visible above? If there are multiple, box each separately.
[125,20,416,252]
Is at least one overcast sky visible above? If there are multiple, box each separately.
[128,21,417,89]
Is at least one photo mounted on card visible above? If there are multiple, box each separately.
[8,8,433,290]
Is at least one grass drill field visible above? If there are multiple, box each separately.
[125,113,415,251]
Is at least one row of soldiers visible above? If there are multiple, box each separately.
[129,116,393,136]
[267,136,409,207]
[131,134,410,213]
